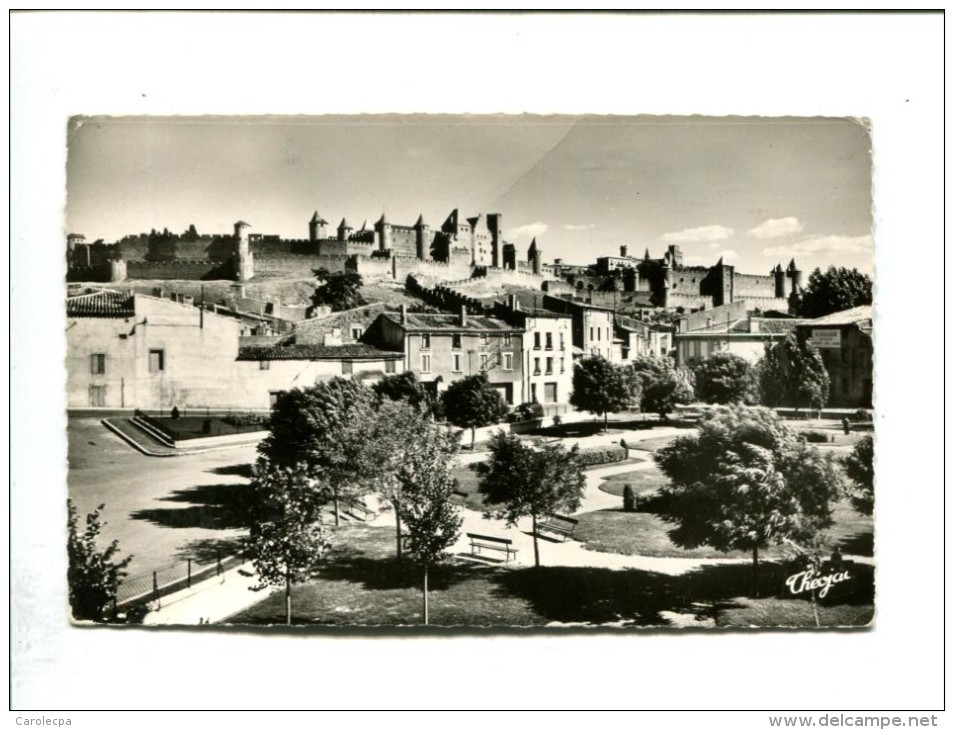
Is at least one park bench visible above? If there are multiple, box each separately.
[449,489,468,505]
[535,514,579,542]
[466,533,518,563]
[344,498,375,522]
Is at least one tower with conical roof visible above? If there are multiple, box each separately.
[487,213,503,268]
[337,218,353,242]
[528,238,543,276]
[374,212,391,252]
[234,220,254,282]
[414,213,430,260]
[309,211,328,242]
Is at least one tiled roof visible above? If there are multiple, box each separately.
[66,290,135,318]
[237,342,404,362]
[729,318,806,334]
[805,305,873,326]
[381,312,522,334]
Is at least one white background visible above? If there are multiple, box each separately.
[9,10,946,720]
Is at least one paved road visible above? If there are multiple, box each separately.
[68,416,261,577]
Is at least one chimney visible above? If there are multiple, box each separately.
[620,245,628,257]
[400,304,407,325]
[459,304,467,327]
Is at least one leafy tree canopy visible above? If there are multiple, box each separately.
[441,373,509,448]
[795,266,873,319]
[757,333,829,412]
[690,352,759,405]
[630,355,695,419]
[311,267,366,312]
[478,431,586,566]
[67,500,133,622]
[569,355,638,430]
[845,434,874,516]
[654,406,845,594]
[372,371,441,418]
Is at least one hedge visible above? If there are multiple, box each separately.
[576,444,628,467]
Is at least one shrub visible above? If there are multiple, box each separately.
[852,408,872,422]
[222,413,270,428]
[801,430,831,444]
[576,444,627,467]
[509,401,544,423]
[622,484,636,512]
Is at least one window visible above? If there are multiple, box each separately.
[89,385,106,407]
[149,349,165,373]
[503,334,512,347]
[479,334,488,349]
[422,354,431,373]
[351,325,363,340]
[544,383,557,403]
[597,328,601,341]
[259,360,270,370]
[534,357,541,375]
[589,327,594,341]
[480,353,489,371]
[269,391,285,408]
[503,353,513,371]
[90,353,106,375]
[531,383,537,402]
[534,332,541,350]
[560,332,565,350]
[421,333,431,350]
[385,360,396,373]
[545,332,553,350]
[452,333,462,350]
[560,358,565,373]
[545,358,553,375]
[342,361,353,375]
[453,353,463,372]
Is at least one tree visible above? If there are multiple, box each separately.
[245,462,330,625]
[845,434,874,516]
[630,355,695,420]
[477,432,586,567]
[311,267,365,312]
[757,333,830,413]
[67,500,133,621]
[569,356,637,431]
[372,371,440,418]
[441,372,509,449]
[654,406,844,596]
[258,379,377,526]
[690,352,759,405]
[795,266,873,319]
[392,418,463,625]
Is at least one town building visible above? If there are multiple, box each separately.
[538,295,618,362]
[67,288,402,410]
[795,305,873,408]
[672,301,806,364]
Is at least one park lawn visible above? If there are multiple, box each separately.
[228,525,873,628]
[450,463,487,511]
[226,524,547,627]
[714,597,873,628]
[597,466,668,498]
[574,499,873,560]
[627,434,684,453]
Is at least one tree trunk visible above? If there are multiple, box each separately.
[423,563,429,626]
[395,503,403,563]
[531,513,540,567]
[752,544,760,598]
[604,412,608,433]
[471,427,476,451]
[332,485,340,527]
[285,575,292,626]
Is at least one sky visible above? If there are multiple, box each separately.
[67,115,874,276]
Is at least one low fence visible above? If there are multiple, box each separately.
[116,549,248,611]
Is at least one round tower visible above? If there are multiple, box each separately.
[787,259,802,292]
[374,213,392,252]
[338,218,353,242]
[234,220,253,282]
[773,263,787,298]
[309,211,328,242]
[661,259,673,308]
[414,213,430,260]
[109,259,127,283]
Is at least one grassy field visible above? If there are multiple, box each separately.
[575,500,873,560]
[226,523,873,628]
[715,597,874,628]
[597,466,669,498]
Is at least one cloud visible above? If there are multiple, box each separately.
[748,217,803,239]
[661,225,733,243]
[762,234,873,261]
[562,223,596,231]
[508,221,548,239]
[685,249,738,266]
